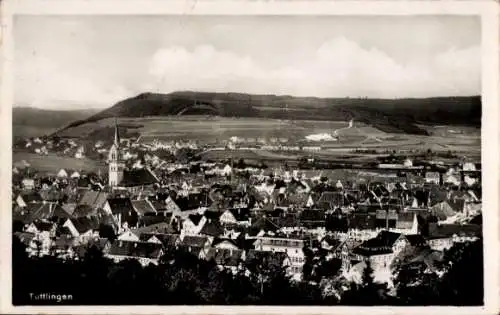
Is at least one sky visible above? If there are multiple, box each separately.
[14,15,481,110]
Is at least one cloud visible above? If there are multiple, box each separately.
[148,37,480,98]
[16,36,480,109]
[15,54,131,109]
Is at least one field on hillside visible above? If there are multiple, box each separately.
[57,116,352,141]
[13,152,107,174]
[55,116,480,157]
[13,125,61,139]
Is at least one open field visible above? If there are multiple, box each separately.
[56,116,351,141]
[13,152,107,175]
[54,116,480,155]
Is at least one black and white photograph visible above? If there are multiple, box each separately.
[3,0,499,312]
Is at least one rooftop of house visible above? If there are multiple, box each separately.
[78,190,109,209]
[179,235,210,247]
[108,240,163,259]
[187,214,204,226]
[139,232,179,247]
[131,200,157,215]
[353,231,404,256]
[119,168,159,187]
[226,208,251,222]
[106,197,135,215]
[68,216,100,234]
[17,191,43,203]
[199,219,224,237]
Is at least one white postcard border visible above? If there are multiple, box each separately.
[1,1,498,314]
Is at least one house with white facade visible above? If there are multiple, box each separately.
[253,235,305,277]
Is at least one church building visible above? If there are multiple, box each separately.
[108,119,159,193]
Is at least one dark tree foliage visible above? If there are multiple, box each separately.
[438,239,484,306]
[341,260,391,306]
[392,239,483,306]
[12,238,483,306]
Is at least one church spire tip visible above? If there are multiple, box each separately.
[114,116,120,147]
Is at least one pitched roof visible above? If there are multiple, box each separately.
[26,203,71,222]
[132,200,157,215]
[317,191,344,209]
[353,231,403,256]
[164,196,181,212]
[72,204,97,218]
[17,191,43,204]
[176,192,212,211]
[138,214,172,227]
[119,168,159,187]
[142,232,179,246]
[133,222,176,236]
[78,190,109,209]
[69,216,100,234]
[212,237,240,249]
[199,220,224,237]
[108,240,163,259]
[62,203,77,216]
[32,220,55,232]
[188,214,204,226]
[106,198,135,215]
[227,208,250,222]
[149,199,167,212]
[179,235,209,247]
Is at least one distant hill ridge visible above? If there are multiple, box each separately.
[56,91,482,136]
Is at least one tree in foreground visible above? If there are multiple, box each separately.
[341,260,390,305]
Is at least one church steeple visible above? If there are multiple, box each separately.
[114,116,120,147]
[109,116,124,188]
